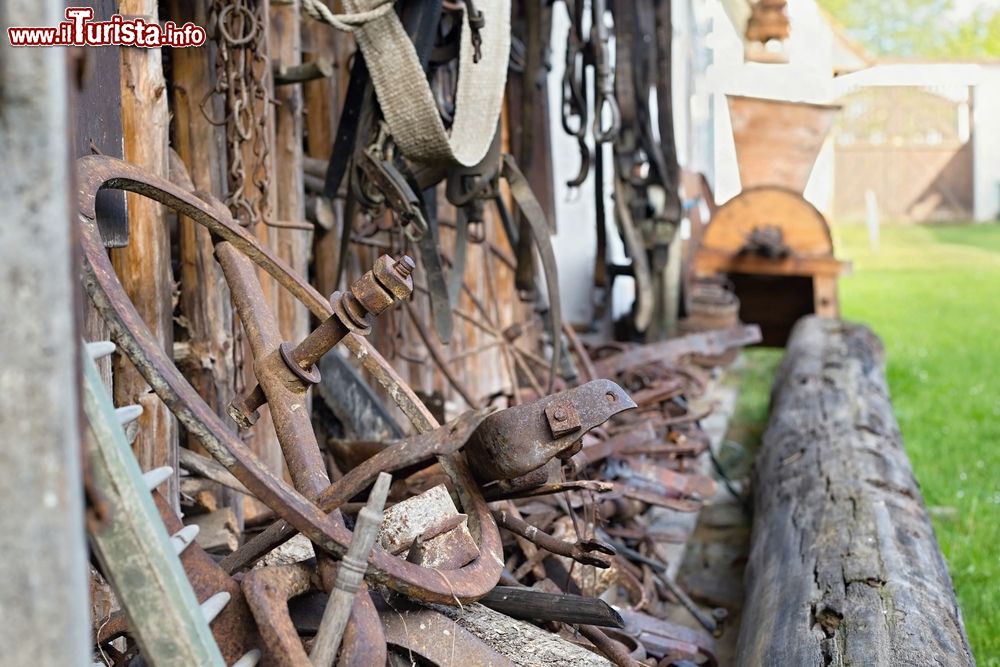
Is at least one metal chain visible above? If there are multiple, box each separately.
[202,0,272,228]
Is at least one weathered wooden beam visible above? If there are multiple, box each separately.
[0,3,90,660]
[302,4,352,297]
[112,0,179,509]
[736,316,973,666]
[167,0,243,522]
[429,602,612,666]
[270,0,311,346]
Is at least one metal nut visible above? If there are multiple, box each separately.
[372,254,415,302]
[349,270,395,318]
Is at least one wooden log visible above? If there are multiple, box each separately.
[427,602,612,667]
[188,508,241,554]
[303,6,352,297]
[269,0,311,346]
[113,0,179,509]
[736,316,973,666]
[167,0,242,522]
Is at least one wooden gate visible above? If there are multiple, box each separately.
[833,86,973,222]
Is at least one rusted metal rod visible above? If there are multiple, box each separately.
[229,254,415,427]
[492,509,615,568]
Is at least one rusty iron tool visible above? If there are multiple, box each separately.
[605,459,716,502]
[601,534,719,636]
[483,479,615,502]
[310,472,391,666]
[151,492,260,663]
[226,380,627,573]
[228,253,415,428]
[612,484,702,513]
[479,586,624,628]
[218,234,360,638]
[617,610,718,666]
[493,509,616,568]
[82,348,232,667]
[593,325,762,378]
[215,242,334,498]
[618,459,718,500]
[241,563,378,667]
[466,379,637,482]
[77,156,503,604]
[563,422,657,476]
[77,155,436,454]
[220,410,491,574]
[576,625,642,667]
[491,576,639,666]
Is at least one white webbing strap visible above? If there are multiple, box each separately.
[340,0,511,167]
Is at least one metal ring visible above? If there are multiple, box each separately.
[217,3,258,46]
[278,342,321,385]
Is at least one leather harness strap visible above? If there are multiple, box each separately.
[342,0,510,167]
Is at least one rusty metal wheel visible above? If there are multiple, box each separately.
[77,155,504,605]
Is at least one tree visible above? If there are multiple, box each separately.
[818,0,1000,59]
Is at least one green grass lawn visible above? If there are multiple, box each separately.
[729,222,999,662]
[834,222,1000,663]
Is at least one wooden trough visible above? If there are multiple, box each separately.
[693,96,849,346]
[737,317,973,666]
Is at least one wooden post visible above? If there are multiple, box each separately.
[303,5,352,297]
[737,316,973,666]
[0,2,90,661]
[213,0,286,501]
[167,0,242,520]
[113,0,179,508]
[74,1,124,394]
[270,0,311,345]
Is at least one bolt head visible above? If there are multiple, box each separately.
[545,401,582,438]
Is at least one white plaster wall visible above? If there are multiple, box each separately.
[701,0,838,212]
[973,66,1000,221]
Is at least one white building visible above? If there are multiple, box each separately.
[546,0,999,327]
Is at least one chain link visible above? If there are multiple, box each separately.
[202,0,273,229]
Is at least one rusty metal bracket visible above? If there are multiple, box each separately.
[466,379,637,482]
